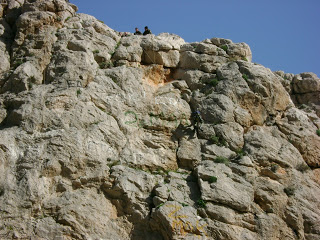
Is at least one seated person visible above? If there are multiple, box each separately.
[134,27,142,35]
[143,26,152,35]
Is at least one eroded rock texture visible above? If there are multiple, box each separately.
[0,1,319,240]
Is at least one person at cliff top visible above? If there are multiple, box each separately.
[143,26,152,35]
[134,27,142,35]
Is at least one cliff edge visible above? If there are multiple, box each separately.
[0,1,320,239]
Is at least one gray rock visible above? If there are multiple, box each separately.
[177,137,201,169]
[293,72,320,94]
[245,126,306,168]
[214,122,244,151]
[0,1,319,239]
[196,161,254,212]
[2,61,42,93]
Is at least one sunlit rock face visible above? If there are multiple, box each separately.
[0,1,319,239]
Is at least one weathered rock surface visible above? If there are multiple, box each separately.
[0,1,319,239]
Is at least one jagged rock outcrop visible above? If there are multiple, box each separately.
[0,1,320,240]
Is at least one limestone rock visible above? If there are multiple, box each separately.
[214,122,244,151]
[177,136,201,169]
[245,126,306,168]
[276,108,320,167]
[196,161,254,212]
[141,33,185,67]
[150,201,207,239]
[0,19,12,75]
[293,72,320,94]
[0,1,319,239]
[1,61,42,93]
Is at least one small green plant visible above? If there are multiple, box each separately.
[180,202,189,207]
[284,187,295,196]
[107,62,114,68]
[110,41,121,58]
[156,203,165,209]
[93,49,100,54]
[99,62,108,69]
[76,89,81,96]
[66,16,71,21]
[98,20,104,24]
[270,164,279,173]
[242,74,249,81]
[220,45,228,52]
[56,17,62,22]
[197,199,207,208]
[242,57,248,61]
[115,41,121,49]
[209,78,219,87]
[110,76,118,85]
[15,59,25,67]
[316,129,320,136]
[209,135,227,147]
[209,176,217,183]
[28,82,33,90]
[235,149,245,159]
[214,156,229,164]
[210,135,220,145]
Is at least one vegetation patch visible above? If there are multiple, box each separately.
[210,135,226,147]
[235,148,245,159]
[220,45,228,52]
[156,203,165,209]
[214,156,229,164]
[180,202,189,207]
[209,176,218,183]
[242,74,249,81]
[316,129,320,136]
[209,78,219,87]
[197,199,207,208]
[14,58,26,68]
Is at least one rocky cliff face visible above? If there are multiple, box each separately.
[0,1,320,240]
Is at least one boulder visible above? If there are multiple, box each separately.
[196,161,254,212]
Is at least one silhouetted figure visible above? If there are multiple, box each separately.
[191,109,203,133]
[134,27,142,35]
[143,26,152,35]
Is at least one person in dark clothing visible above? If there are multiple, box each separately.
[134,27,142,35]
[192,109,203,132]
[143,26,152,35]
